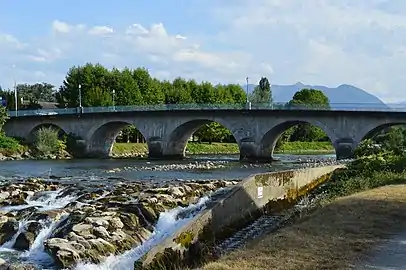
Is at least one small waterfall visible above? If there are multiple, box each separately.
[0,189,77,213]
[75,196,210,270]
[21,213,69,265]
[0,219,32,251]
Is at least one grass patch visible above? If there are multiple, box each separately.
[113,142,148,155]
[203,182,406,270]
[112,141,334,156]
[277,141,334,153]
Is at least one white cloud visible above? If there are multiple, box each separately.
[2,1,406,102]
[52,20,71,33]
[88,26,114,36]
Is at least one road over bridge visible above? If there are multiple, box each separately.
[3,104,406,161]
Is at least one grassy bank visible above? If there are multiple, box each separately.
[112,141,334,156]
[203,183,406,270]
[201,154,406,270]
[276,141,333,153]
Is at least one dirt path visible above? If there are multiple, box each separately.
[203,185,406,270]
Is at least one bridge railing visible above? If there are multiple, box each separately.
[7,107,78,117]
[6,102,406,117]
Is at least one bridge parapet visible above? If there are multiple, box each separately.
[6,102,406,118]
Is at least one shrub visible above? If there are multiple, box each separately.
[34,127,64,155]
[0,133,22,154]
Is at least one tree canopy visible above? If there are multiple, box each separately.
[278,88,331,145]
[288,88,330,109]
[250,77,272,104]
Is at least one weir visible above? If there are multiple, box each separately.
[136,165,343,269]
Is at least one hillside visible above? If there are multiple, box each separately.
[244,82,388,109]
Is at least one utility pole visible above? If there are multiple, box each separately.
[78,84,82,108]
[112,89,115,111]
[246,76,251,110]
[12,65,17,116]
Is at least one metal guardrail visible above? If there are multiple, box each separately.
[6,102,406,117]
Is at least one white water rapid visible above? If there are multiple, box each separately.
[0,219,33,251]
[0,189,77,213]
[20,213,69,266]
[75,196,210,270]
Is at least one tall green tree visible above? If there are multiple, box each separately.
[109,68,143,105]
[17,83,56,103]
[132,68,165,104]
[250,77,272,104]
[287,88,330,142]
[288,88,330,109]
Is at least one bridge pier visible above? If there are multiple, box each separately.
[334,138,358,160]
[239,139,273,162]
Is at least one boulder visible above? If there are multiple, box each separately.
[0,219,18,245]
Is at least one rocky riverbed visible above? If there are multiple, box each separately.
[0,178,237,269]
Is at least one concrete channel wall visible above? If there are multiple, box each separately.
[136,165,343,269]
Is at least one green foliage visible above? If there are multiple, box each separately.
[319,126,406,201]
[55,63,248,143]
[0,106,8,131]
[194,122,234,143]
[17,83,56,103]
[288,88,330,109]
[250,77,272,104]
[277,88,331,147]
[33,127,64,156]
[0,134,21,154]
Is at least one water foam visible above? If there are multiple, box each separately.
[21,213,69,266]
[0,219,33,251]
[0,189,77,213]
[75,196,210,270]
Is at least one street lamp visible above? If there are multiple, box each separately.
[78,84,82,108]
[246,76,251,110]
[112,89,115,111]
[12,65,17,115]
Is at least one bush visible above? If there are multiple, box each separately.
[0,133,22,154]
[34,127,65,155]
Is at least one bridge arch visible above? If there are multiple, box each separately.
[86,121,149,158]
[259,119,340,160]
[163,118,242,159]
[28,123,68,143]
[356,121,406,143]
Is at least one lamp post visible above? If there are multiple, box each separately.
[112,89,115,111]
[12,65,17,115]
[245,76,251,110]
[78,84,82,108]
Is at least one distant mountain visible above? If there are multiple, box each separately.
[243,82,388,109]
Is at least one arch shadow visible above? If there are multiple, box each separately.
[164,119,240,159]
[358,122,406,142]
[260,120,336,160]
[87,121,148,158]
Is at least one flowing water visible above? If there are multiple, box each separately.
[0,154,336,269]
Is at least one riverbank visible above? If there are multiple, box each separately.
[112,141,334,158]
[203,180,406,270]
[0,178,237,269]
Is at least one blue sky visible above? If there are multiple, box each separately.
[1,0,406,102]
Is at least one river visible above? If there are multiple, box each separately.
[0,153,336,269]
[0,154,336,183]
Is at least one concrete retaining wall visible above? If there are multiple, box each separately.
[136,165,343,269]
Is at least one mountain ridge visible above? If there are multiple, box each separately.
[243,83,388,109]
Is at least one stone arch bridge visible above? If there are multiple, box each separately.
[3,109,405,161]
